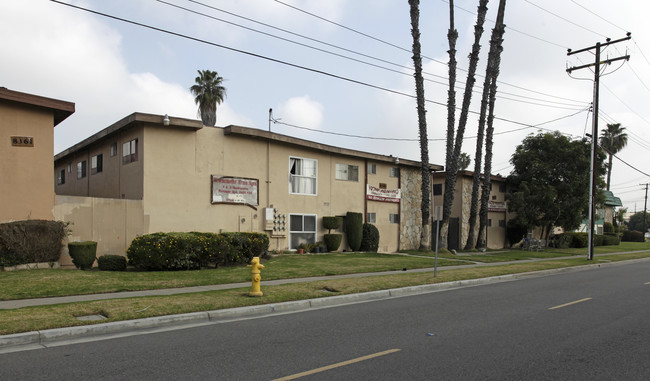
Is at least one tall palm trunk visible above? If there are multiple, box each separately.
[477,0,507,248]
[408,0,431,250]
[440,0,489,249]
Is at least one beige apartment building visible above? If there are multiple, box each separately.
[54,112,443,256]
[0,87,74,223]
[432,171,509,250]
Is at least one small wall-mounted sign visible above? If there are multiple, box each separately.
[11,136,34,147]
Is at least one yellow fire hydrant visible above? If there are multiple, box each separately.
[247,256,265,297]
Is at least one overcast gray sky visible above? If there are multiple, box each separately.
[2,0,649,212]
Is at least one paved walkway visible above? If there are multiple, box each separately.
[0,251,647,310]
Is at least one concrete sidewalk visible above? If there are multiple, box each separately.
[1,252,649,353]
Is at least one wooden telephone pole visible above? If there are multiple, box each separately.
[567,34,631,261]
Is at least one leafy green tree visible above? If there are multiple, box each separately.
[190,70,226,126]
[627,211,650,233]
[507,131,606,239]
[458,153,471,171]
[599,123,628,190]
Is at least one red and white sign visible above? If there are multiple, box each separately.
[488,201,507,212]
[211,176,259,206]
[366,184,401,203]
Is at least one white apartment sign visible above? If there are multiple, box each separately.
[366,184,401,203]
[488,201,507,212]
[211,175,259,207]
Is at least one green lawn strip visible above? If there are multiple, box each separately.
[2,251,649,335]
[0,253,468,301]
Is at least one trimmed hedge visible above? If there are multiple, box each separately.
[127,232,269,271]
[97,255,127,271]
[68,241,97,270]
[345,212,363,251]
[360,223,380,252]
[0,220,67,266]
[324,234,342,252]
[322,216,342,233]
[550,232,619,248]
[622,230,644,242]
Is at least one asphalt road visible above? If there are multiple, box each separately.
[1,260,649,380]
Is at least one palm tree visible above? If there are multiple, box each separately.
[599,123,628,190]
[408,0,431,250]
[190,70,226,126]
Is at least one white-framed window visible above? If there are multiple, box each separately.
[122,138,138,165]
[389,213,399,224]
[77,160,86,179]
[289,157,317,195]
[367,212,376,223]
[290,214,317,249]
[67,163,72,173]
[57,169,65,185]
[367,163,376,175]
[336,164,359,181]
[91,154,103,174]
[110,142,117,157]
[389,167,400,178]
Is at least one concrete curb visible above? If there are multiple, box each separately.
[1,257,648,352]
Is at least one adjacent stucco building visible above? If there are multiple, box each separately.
[54,112,443,256]
[0,87,74,223]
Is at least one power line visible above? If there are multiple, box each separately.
[569,0,628,34]
[158,0,585,111]
[523,0,606,38]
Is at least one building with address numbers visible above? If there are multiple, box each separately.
[0,87,74,223]
[53,112,444,257]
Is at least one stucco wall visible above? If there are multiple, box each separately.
[0,103,55,221]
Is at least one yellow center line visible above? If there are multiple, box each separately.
[272,348,401,381]
[549,297,592,310]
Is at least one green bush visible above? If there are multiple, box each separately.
[68,241,97,270]
[360,223,380,252]
[322,217,342,233]
[0,220,67,266]
[603,222,614,233]
[323,234,342,252]
[97,255,127,271]
[127,232,269,271]
[601,233,620,246]
[345,212,363,251]
[622,230,644,242]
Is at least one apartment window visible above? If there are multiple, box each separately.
[367,163,376,175]
[492,195,497,200]
[289,157,317,195]
[336,164,359,181]
[367,212,377,223]
[290,214,317,249]
[77,160,86,179]
[499,220,506,228]
[67,163,72,173]
[488,219,492,227]
[379,183,387,189]
[110,142,117,157]
[433,183,443,196]
[122,139,138,165]
[499,183,506,193]
[91,154,103,174]
[389,213,400,224]
[389,167,399,177]
[57,169,65,185]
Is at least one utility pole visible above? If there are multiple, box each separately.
[642,183,649,237]
[567,34,631,261]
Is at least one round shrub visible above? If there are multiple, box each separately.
[322,217,342,233]
[324,234,342,252]
[97,255,127,271]
[345,212,363,251]
[68,241,97,270]
[360,223,380,252]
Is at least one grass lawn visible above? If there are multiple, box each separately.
[0,253,469,301]
[1,250,649,335]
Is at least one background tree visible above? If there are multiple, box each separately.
[408,0,431,250]
[616,207,628,233]
[599,123,628,190]
[507,131,606,239]
[627,211,650,232]
[458,153,471,171]
[190,70,226,126]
